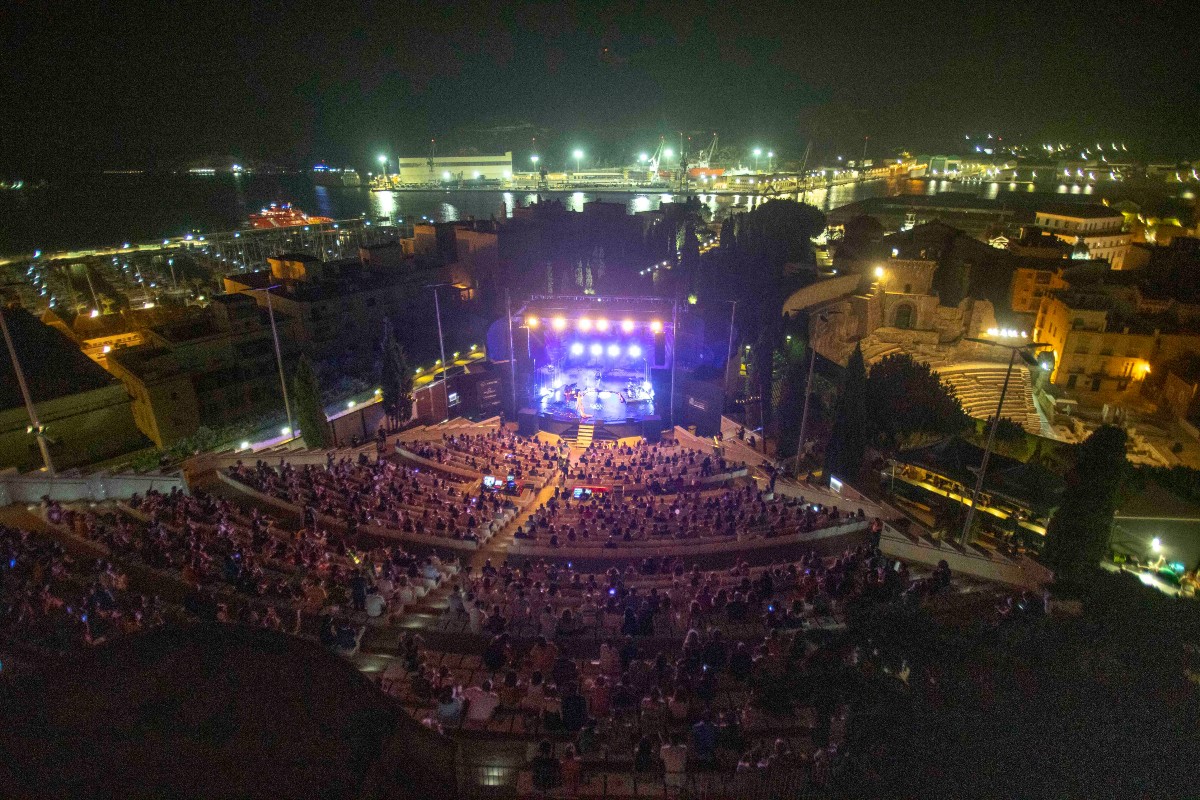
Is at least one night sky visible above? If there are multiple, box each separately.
[3,0,1196,175]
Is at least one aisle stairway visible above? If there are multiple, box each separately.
[573,422,595,448]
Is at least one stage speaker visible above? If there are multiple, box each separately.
[653,330,666,367]
[518,409,539,437]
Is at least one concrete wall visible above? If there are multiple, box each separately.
[0,469,185,505]
[0,383,147,472]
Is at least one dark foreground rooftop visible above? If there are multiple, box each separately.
[0,622,451,800]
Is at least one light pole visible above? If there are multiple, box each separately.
[767,151,774,172]
[246,285,293,438]
[795,311,841,477]
[572,149,584,175]
[0,306,54,474]
[958,338,1050,545]
[378,155,389,184]
[427,283,453,422]
[753,148,762,172]
[724,300,738,397]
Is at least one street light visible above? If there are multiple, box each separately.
[378,155,389,182]
[572,149,583,173]
[753,148,762,171]
[245,285,294,439]
[530,154,539,166]
[426,283,454,422]
[958,338,1051,545]
[0,305,54,474]
[767,151,774,171]
[638,153,649,163]
[724,300,738,397]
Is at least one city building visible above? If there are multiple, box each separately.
[225,249,437,360]
[0,306,146,470]
[395,152,513,184]
[1034,204,1131,268]
[1010,264,1069,315]
[1033,286,1200,403]
[107,294,297,446]
[40,305,184,370]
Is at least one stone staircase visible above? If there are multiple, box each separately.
[934,362,1042,434]
[574,422,595,448]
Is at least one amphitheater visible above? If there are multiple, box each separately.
[0,417,1049,799]
[858,335,1050,437]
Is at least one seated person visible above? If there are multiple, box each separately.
[463,679,501,723]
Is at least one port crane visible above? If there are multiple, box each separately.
[694,133,719,168]
[647,138,666,173]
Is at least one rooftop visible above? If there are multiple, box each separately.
[0,306,118,409]
[1036,203,1124,220]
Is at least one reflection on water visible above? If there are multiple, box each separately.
[312,186,334,218]
[7,170,1167,256]
[361,182,916,226]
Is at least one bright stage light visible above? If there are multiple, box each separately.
[526,316,539,328]
[628,344,643,358]
[650,320,663,333]
[552,316,567,331]
[606,343,621,357]
[589,343,603,356]
[578,318,592,332]
[570,342,584,356]
[642,380,653,393]
[621,319,635,333]
[595,318,609,331]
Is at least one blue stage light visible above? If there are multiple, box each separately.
[628,344,643,358]
[606,343,621,357]
[589,343,603,356]
[570,342,584,356]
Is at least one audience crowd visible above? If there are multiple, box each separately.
[405,430,564,484]
[0,523,167,651]
[228,456,513,543]
[515,484,867,549]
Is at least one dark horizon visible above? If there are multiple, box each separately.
[3,1,1198,176]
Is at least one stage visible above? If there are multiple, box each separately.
[510,295,677,442]
[536,366,655,423]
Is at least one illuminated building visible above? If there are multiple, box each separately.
[1034,204,1131,269]
[1033,287,1200,401]
[396,152,513,184]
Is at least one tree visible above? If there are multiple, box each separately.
[293,355,332,449]
[773,323,810,459]
[864,353,970,448]
[1042,425,1128,576]
[824,344,869,480]
[379,320,413,430]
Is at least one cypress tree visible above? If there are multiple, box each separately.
[379,320,413,429]
[1042,425,1127,576]
[293,355,332,449]
[824,343,869,481]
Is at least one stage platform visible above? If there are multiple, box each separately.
[536,366,655,424]
[522,412,663,443]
